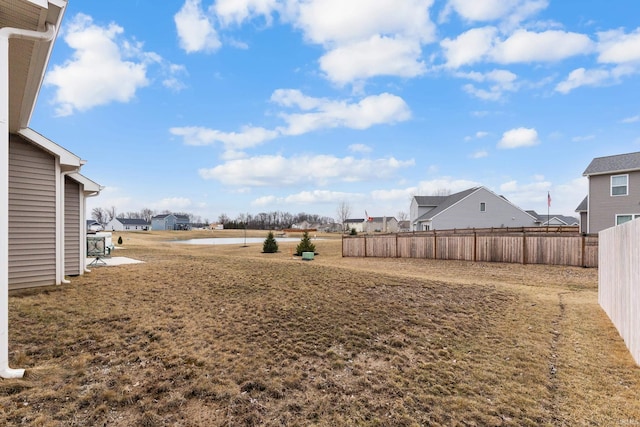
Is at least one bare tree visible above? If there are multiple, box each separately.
[432,188,451,196]
[91,207,106,224]
[105,206,117,222]
[336,201,352,232]
[141,208,155,223]
[397,211,408,222]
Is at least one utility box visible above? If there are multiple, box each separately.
[302,252,314,261]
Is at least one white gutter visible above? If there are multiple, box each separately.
[0,23,56,379]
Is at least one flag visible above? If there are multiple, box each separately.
[547,192,551,207]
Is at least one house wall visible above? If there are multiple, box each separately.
[8,135,57,290]
[152,215,176,230]
[432,188,535,230]
[106,219,125,231]
[580,212,588,234]
[345,221,365,233]
[588,172,640,233]
[410,199,436,231]
[64,176,81,276]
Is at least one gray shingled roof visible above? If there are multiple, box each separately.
[415,187,480,221]
[115,218,150,226]
[575,196,588,212]
[583,152,640,176]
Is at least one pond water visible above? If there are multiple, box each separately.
[175,237,319,245]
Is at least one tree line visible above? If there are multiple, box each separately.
[217,211,334,230]
[91,207,208,227]
[91,207,334,230]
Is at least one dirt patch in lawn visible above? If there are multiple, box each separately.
[1,230,639,426]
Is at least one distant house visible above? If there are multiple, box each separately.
[87,219,103,232]
[526,211,579,227]
[366,217,399,233]
[578,151,640,234]
[106,218,150,232]
[345,218,366,233]
[151,213,191,230]
[398,220,410,232]
[410,186,536,231]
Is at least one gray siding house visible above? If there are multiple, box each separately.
[579,151,640,234]
[152,213,191,230]
[3,1,101,291]
[410,187,536,231]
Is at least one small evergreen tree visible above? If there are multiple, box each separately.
[263,231,279,253]
[117,236,123,245]
[295,231,316,256]
[350,228,357,235]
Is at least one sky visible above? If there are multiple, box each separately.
[30,0,640,223]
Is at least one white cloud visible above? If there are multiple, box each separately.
[213,0,278,27]
[252,190,365,209]
[498,176,586,215]
[272,90,412,135]
[442,27,592,69]
[198,154,414,186]
[491,30,593,63]
[319,36,426,84]
[294,0,435,45]
[173,90,411,157]
[441,0,548,28]
[554,67,612,93]
[154,197,193,210]
[442,0,520,22]
[597,28,640,64]
[349,144,372,153]
[621,115,640,123]
[498,127,540,148]
[441,27,497,68]
[44,14,150,116]
[459,69,518,100]
[572,135,595,142]
[476,131,489,138]
[170,126,279,149]
[414,177,481,195]
[554,28,640,93]
[289,0,435,84]
[471,150,488,158]
[174,0,221,53]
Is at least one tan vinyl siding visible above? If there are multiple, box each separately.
[64,176,81,276]
[588,172,640,233]
[8,135,57,290]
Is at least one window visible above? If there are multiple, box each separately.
[480,202,486,212]
[611,174,628,196]
[616,214,640,225]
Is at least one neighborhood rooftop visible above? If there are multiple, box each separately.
[583,151,640,176]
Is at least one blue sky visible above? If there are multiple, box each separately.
[30,0,640,222]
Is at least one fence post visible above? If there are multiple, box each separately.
[581,234,586,267]
[364,235,367,257]
[433,231,437,260]
[522,231,527,265]
[473,230,477,262]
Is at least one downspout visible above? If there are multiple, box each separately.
[0,23,56,379]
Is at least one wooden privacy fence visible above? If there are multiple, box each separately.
[342,228,598,267]
[598,220,640,365]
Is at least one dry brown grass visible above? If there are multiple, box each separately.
[1,230,639,426]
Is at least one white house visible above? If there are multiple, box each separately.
[106,218,150,231]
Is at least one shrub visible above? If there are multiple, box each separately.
[350,228,357,236]
[295,231,316,256]
[263,231,279,253]
[117,236,123,245]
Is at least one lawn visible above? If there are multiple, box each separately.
[1,230,639,426]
